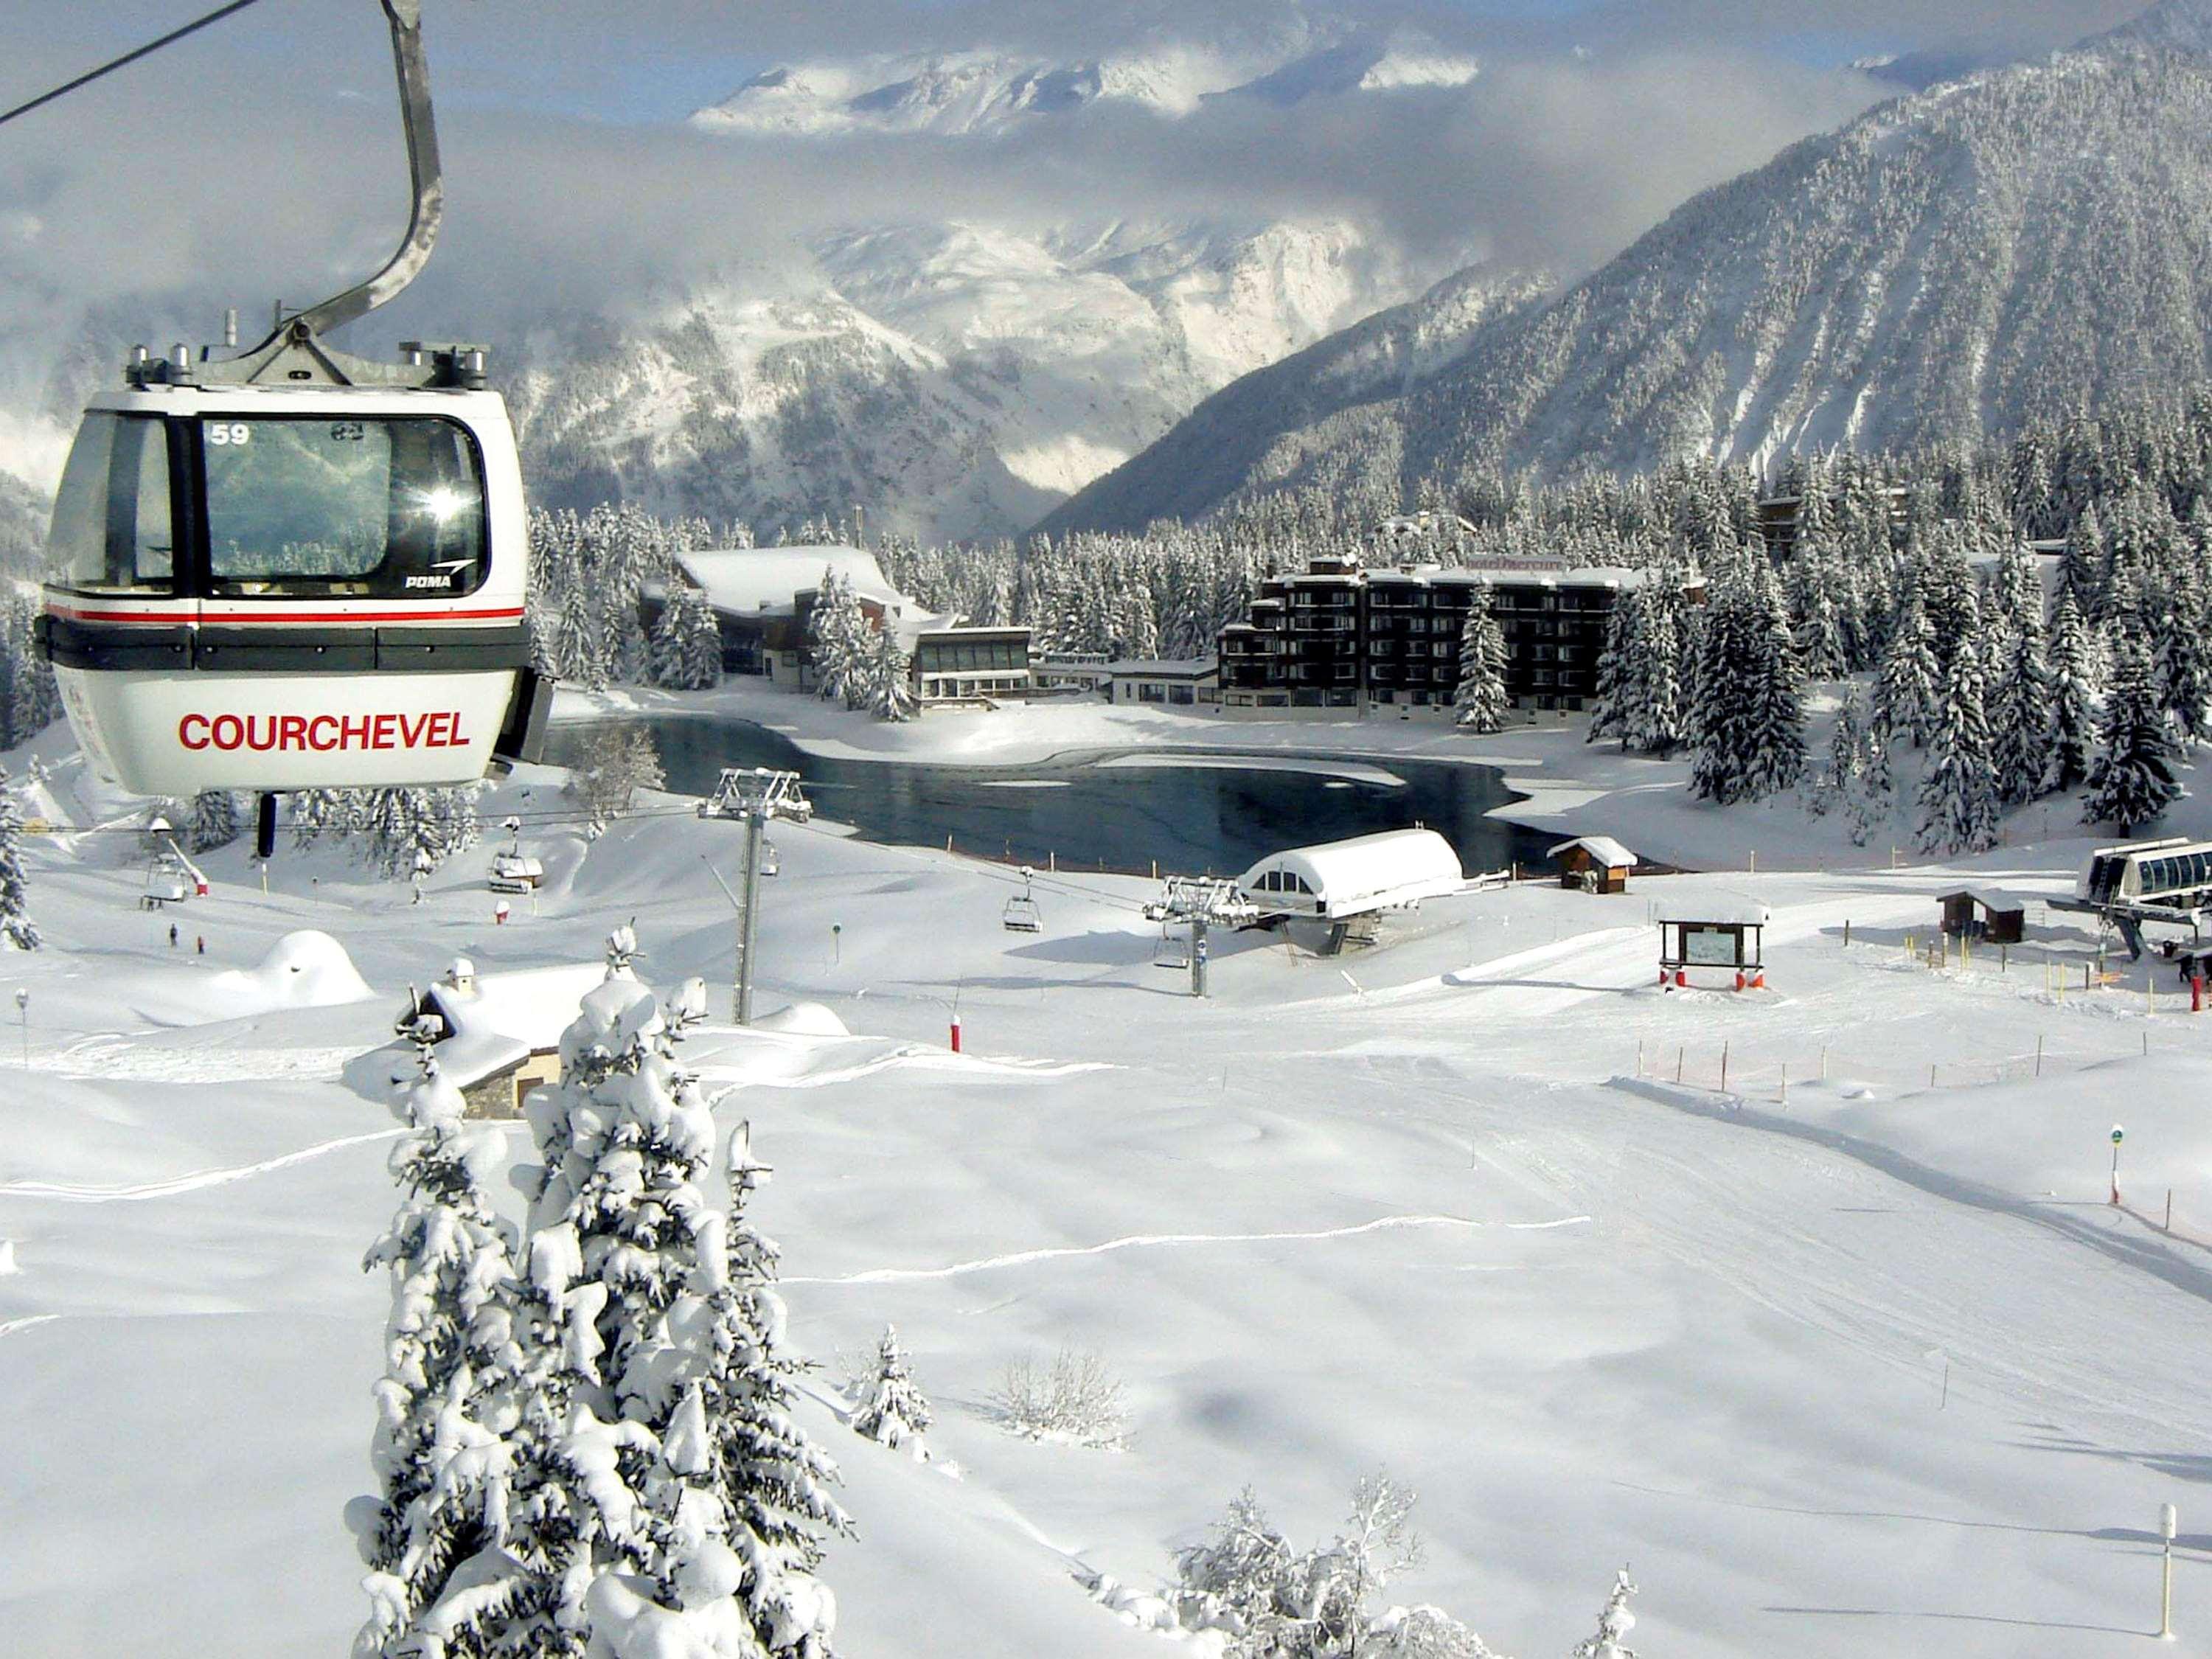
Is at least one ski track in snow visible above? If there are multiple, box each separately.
[41,1035,368,1084]
[0,1129,409,1204]
[785,1212,1590,1286]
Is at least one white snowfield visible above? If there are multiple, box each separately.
[8,718,2212,1655]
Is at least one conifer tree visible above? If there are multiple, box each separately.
[1628,580,1686,755]
[649,585,723,692]
[1688,577,1750,802]
[1451,587,1508,734]
[1873,592,1941,749]
[354,1027,521,1651]
[2084,633,2187,833]
[866,627,917,723]
[0,767,37,950]
[1739,560,1806,800]
[849,1324,933,1454]
[2044,588,2100,795]
[187,789,243,854]
[1585,591,1640,748]
[1916,605,2000,855]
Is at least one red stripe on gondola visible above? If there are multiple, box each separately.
[48,604,526,625]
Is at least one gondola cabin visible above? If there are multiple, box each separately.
[1236,829,1465,922]
[39,377,545,796]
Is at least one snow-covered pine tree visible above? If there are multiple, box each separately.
[187,788,243,854]
[849,1324,932,1454]
[2154,560,2212,744]
[2042,587,2099,796]
[649,584,723,692]
[1571,1568,1639,1659]
[1687,574,1749,802]
[1789,541,1848,681]
[1739,558,1806,800]
[702,1120,849,1656]
[1451,587,1508,734]
[0,766,37,950]
[1916,604,2000,855]
[1585,589,1641,748]
[353,1026,521,1653]
[1872,591,1941,749]
[1628,578,1686,756]
[865,627,917,723]
[2083,632,2187,834]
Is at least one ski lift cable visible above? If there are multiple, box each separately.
[0,0,271,130]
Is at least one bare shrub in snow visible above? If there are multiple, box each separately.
[1174,1475,1494,1658]
[992,1346,1127,1447]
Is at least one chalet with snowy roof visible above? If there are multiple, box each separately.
[404,957,606,1119]
[1549,835,1638,894]
[1216,551,1702,719]
[647,546,1032,703]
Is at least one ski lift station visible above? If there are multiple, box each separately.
[1235,829,1467,922]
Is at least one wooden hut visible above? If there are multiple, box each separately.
[1549,835,1636,894]
[1938,888,2028,945]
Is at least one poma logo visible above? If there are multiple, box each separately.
[404,574,452,589]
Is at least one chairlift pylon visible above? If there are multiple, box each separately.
[1001,865,1043,934]
[31,1,552,798]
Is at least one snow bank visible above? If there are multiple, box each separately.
[752,1001,852,1037]
[212,931,375,1012]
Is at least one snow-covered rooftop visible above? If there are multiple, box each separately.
[672,546,911,618]
[1239,828,1464,912]
[1658,894,1770,928]
[1938,886,2037,913]
[1549,835,1638,869]
[1103,656,1218,678]
[422,962,607,1087]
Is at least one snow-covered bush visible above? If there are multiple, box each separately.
[1571,1567,1639,1659]
[849,1324,933,1454]
[1173,1475,1451,1658]
[0,765,38,950]
[993,1346,1127,1447]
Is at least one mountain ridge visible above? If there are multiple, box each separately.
[1043,23,2212,534]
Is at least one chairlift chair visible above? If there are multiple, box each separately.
[1152,922,1189,970]
[1001,866,1043,934]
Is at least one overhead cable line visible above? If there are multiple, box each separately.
[0,0,271,130]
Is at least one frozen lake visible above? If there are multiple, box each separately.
[546,714,1556,877]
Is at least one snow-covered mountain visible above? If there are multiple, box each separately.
[509,215,1427,543]
[689,22,1478,139]
[1048,18,2212,532]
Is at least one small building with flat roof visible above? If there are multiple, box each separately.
[1938,887,2029,945]
[1105,657,1220,709]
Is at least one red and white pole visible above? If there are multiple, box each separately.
[949,1013,961,1054]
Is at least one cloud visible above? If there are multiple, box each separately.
[0,0,2144,484]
